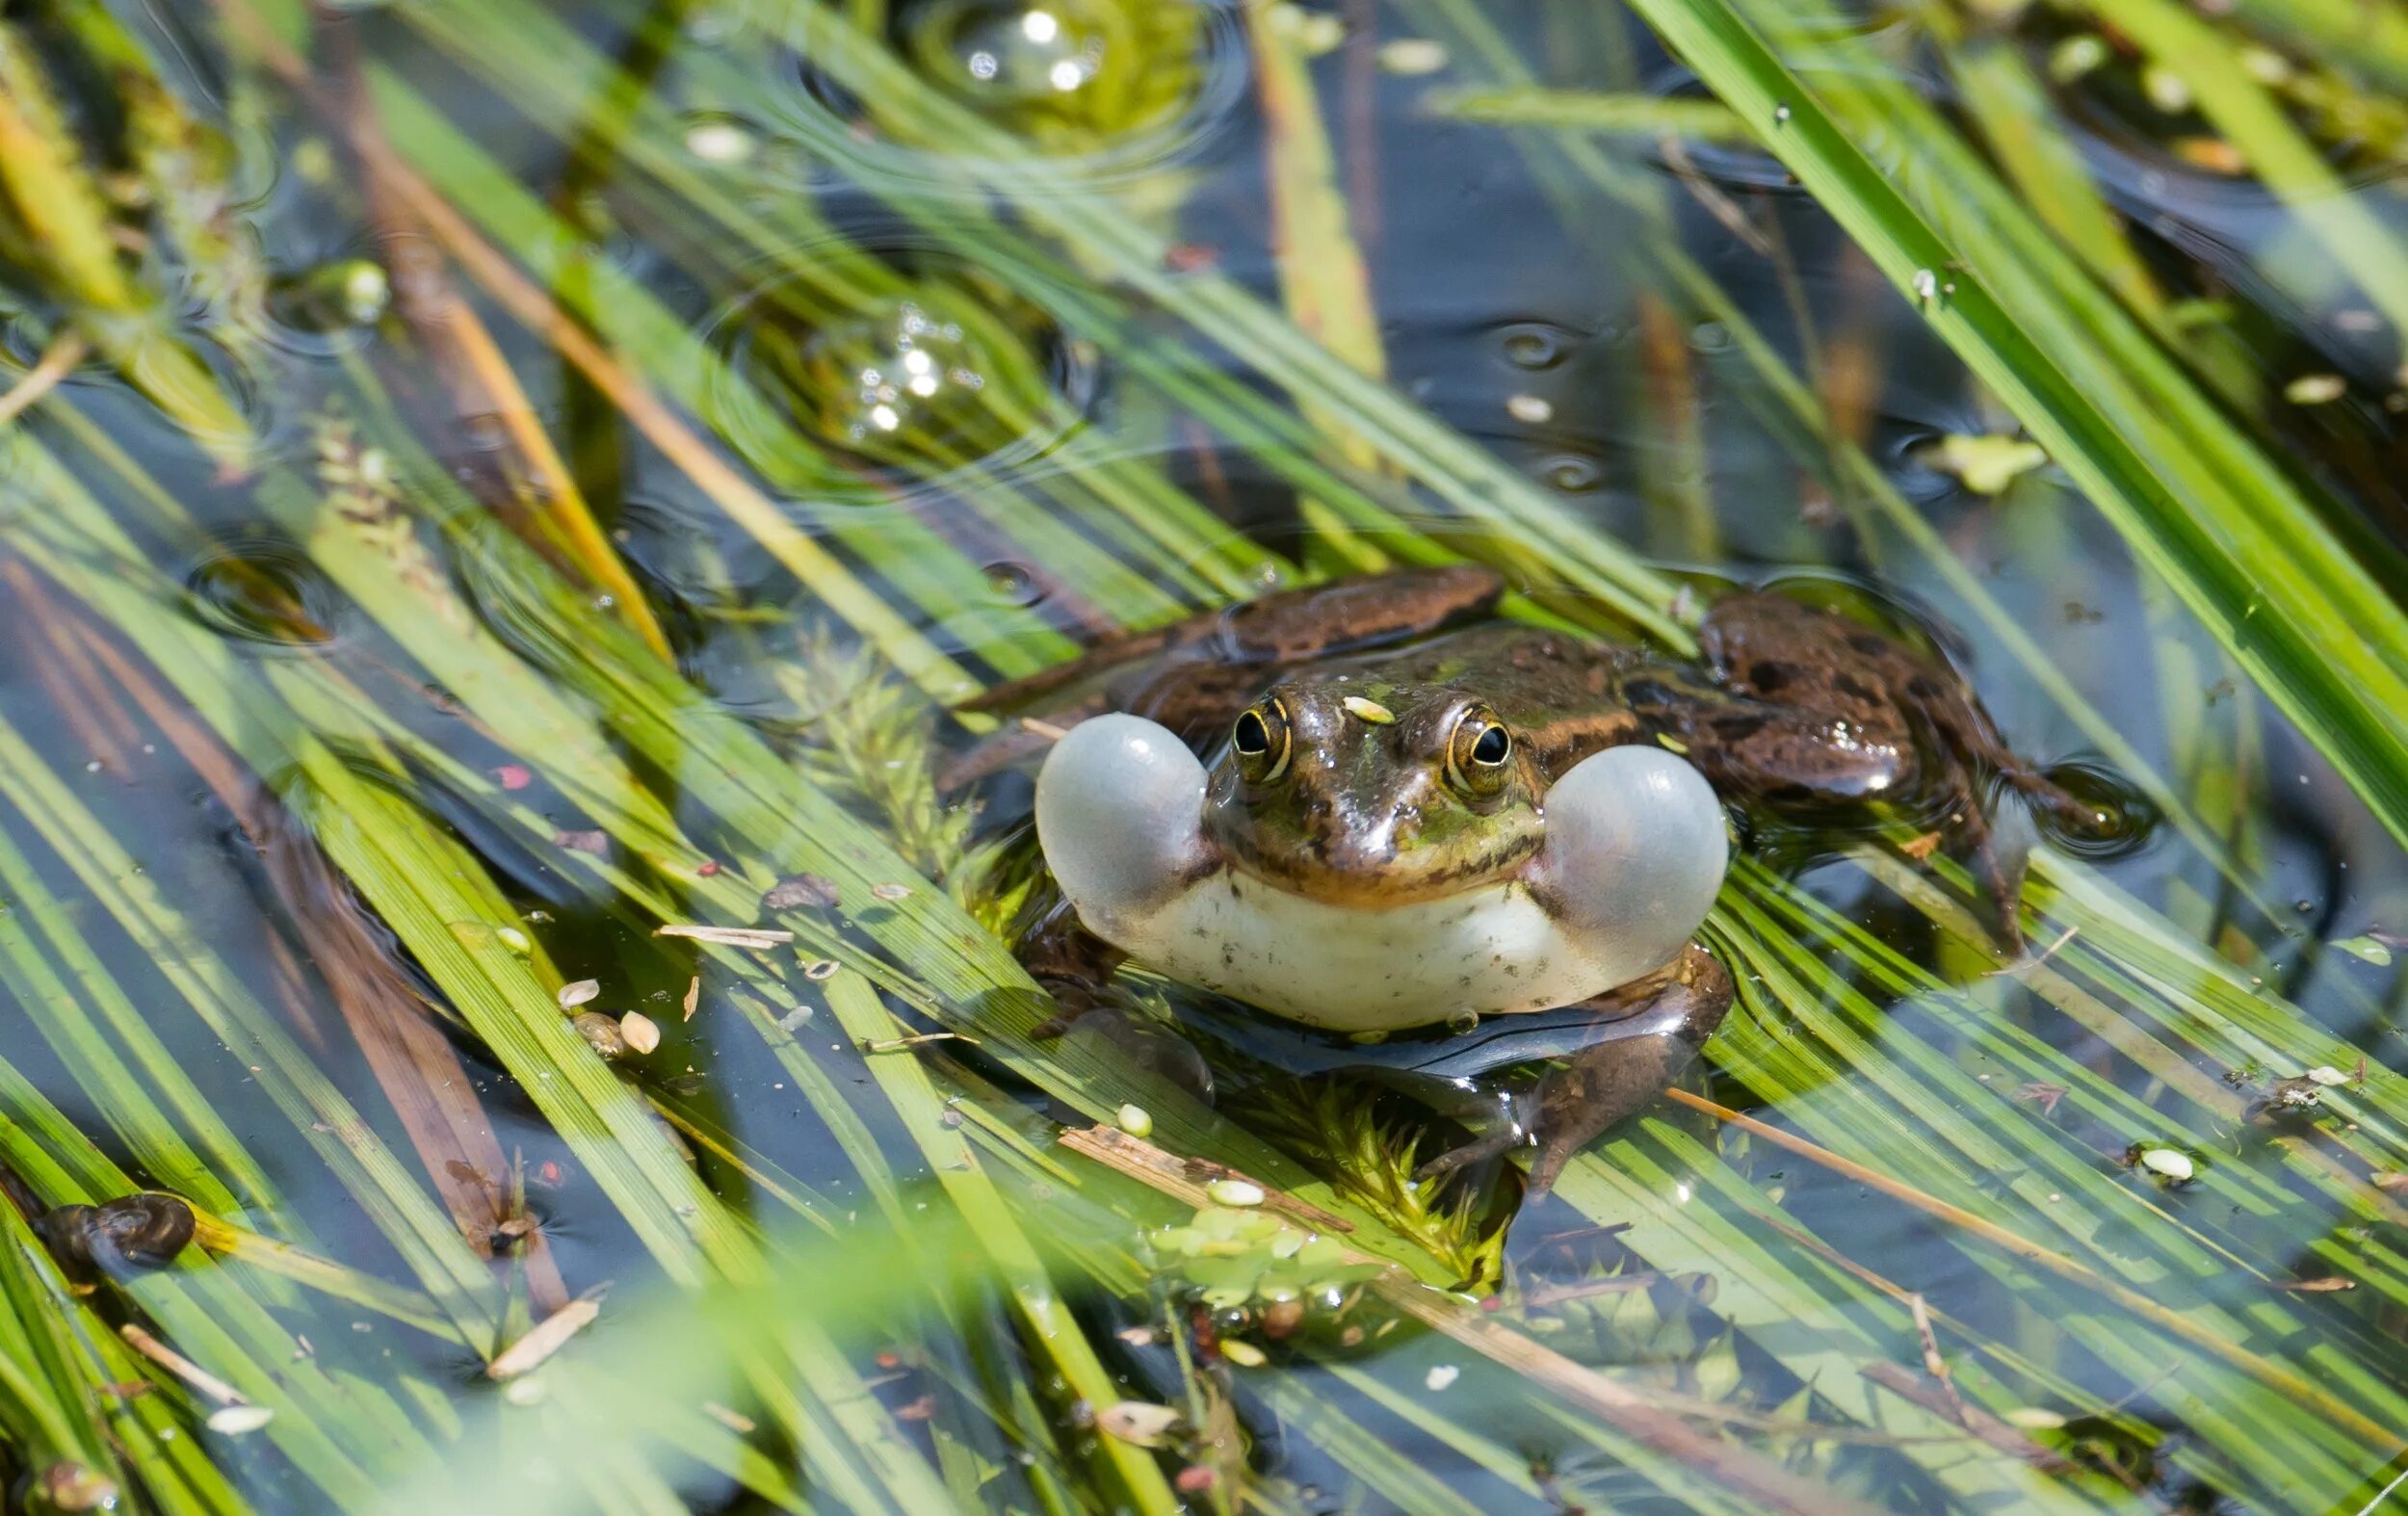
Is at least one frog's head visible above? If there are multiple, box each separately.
[1033,693,1730,1033]
[1201,680,1544,908]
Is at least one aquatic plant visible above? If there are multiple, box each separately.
[0,0,2405,1508]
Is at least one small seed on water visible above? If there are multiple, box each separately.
[496,927,533,954]
[2138,1147,2194,1182]
[1425,1365,1460,1392]
[1377,38,1447,74]
[1116,1104,1154,1138]
[1207,1179,1266,1208]
[205,1405,276,1435]
[1505,393,1554,424]
[620,1012,662,1055]
[1219,1340,1269,1368]
[871,882,913,902]
[1342,695,1395,725]
[558,979,600,1009]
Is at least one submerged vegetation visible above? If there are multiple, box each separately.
[1,0,2407,1509]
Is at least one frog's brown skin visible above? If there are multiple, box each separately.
[969,565,2099,1196]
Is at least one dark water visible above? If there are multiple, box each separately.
[5,0,2408,1510]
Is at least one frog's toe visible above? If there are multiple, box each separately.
[1414,1119,1531,1187]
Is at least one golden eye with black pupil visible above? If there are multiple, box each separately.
[1232,698,1292,783]
[1446,706,1513,797]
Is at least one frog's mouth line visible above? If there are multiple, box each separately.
[1206,828,1544,911]
[1034,714,1728,1032]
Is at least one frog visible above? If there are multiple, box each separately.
[955,565,2118,1198]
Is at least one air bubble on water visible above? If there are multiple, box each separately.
[1500,326,1563,371]
[984,562,1044,605]
[1542,456,1601,492]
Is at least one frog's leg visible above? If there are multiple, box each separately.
[1415,943,1732,1203]
[1680,591,2105,948]
[942,566,1505,787]
[1013,894,1130,1036]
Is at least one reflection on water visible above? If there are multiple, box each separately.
[3,0,2408,1508]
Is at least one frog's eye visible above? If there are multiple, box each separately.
[1447,707,1514,797]
[1231,698,1292,784]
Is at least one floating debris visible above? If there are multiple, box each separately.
[205,1404,276,1435]
[1266,3,1345,55]
[557,979,600,1009]
[2270,1276,2356,1293]
[1206,1179,1266,1208]
[501,1376,549,1407]
[1095,1399,1182,1448]
[120,1324,244,1404]
[1505,393,1554,425]
[494,764,533,791]
[2334,935,2395,967]
[2307,1065,2351,1086]
[553,828,609,854]
[2264,1076,2322,1111]
[655,924,795,949]
[681,976,700,1021]
[870,882,914,902]
[703,1402,757,1434]
[1424,1364,1460,1392]
[2285,373,2347,405]
[804,959,841,981]
[2002,1406,2069,1430]
[620,1012,662,1056]
[764,873,841,910]
[1116,1104,1154,1138]
[1219,1339,1268,1368]
[1341,695,1395,725]
[487,1299,601,1379]
[572,1012,627,1059]
[1926,433,2048,495]
[1911,268,1939,304]
[495,926,533,955]
[1377,38,1447,75]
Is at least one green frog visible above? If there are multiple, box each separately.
[959,565,2119,1197]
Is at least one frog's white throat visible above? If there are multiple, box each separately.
[1034,714,1728,1033]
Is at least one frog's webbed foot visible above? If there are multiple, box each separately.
[1415,944,1734,1204]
